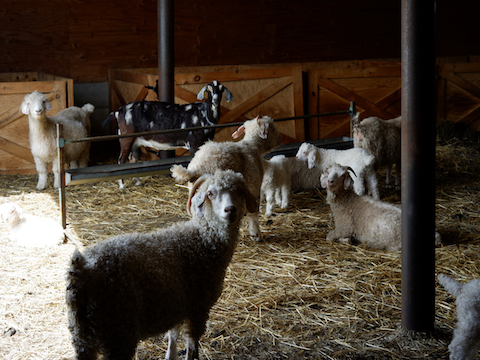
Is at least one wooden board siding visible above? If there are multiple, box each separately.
[307,61,402,139]
[0,73,73,174]
[438,63,480,130]
[108,66,305,157]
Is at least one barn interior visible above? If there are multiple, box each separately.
[1,0,480,359]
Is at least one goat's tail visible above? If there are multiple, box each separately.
[81,103,95,114]
[102,111,116,129]
[438,274,464,298]
[171,164,197,183]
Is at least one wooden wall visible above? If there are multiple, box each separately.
[1,0,478,83]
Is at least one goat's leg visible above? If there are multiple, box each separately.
[34,157,49,190]
[117,137,135,189]
[365,172,380,200]
[264,189,274,217]
[394,162,401,189]
[385,165,393,188]
[165,326,179,360]
[129,144,142,187]
[184,316,207,360]
[246,212,261,241]
[280,185,289,209]
[326,228,353,243]
[52,158,61,189]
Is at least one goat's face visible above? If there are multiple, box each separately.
[0,203,22,225]
[21,91,51,118]
[321,165,354,192]
[188,170,258,224]
[295,143,316,169]
[197,81,233,109]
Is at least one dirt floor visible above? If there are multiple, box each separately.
[1,123,480,359]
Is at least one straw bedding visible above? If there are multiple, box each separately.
[1,124,479,359]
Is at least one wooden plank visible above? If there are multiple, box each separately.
[443,71,480,100]
[0,106,24,129]
[316,66,401,79]
[0,137,34,163]
[456,106,480,126]
[318,77,394,119]
[174,67,294,85]
[0,81,57,94]
[292,66,305,141]
[220,76,293,124]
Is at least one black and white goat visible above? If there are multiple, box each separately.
[104,80,233,188]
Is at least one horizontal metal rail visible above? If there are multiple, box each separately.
[62,106,355,145]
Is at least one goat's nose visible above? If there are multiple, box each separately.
[224,206,237,215]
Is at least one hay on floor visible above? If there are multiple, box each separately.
[1,129,479,359]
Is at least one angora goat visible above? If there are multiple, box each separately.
[321,164,440,251]
[0,202,64,247]
[352,112,402,188]
[438,274,480,360]
[171,116,283,241]
[21,90,93,190]
[66,170,257,360]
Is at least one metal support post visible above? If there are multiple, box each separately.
[401,0,437,332]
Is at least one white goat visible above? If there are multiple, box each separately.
[66,170,257,360]
[438,274,480,360]
[352,112,402,188]
[21,91,93,190]
[321,164,440,251]
[296,142,379,200]
[171,116,283,241]
[0,202,65,247]
[261,155,291,216]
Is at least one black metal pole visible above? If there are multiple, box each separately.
[401,0,437,332]
[157,0,175,159]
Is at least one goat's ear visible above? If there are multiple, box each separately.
[307,151,316,169]
[189,192,206,218]
[197,85,208,101]
[257,117,270,139]
[187,174,210,216]
[44,99,52,111]
[21,101,30,115]
[223,86,233,102]
[231,125,245,139]
[320,173,328,189]
[343,174,354,190]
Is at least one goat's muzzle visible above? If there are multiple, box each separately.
[223,205,238,223]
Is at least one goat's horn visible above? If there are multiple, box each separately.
[187,174,211,216]
[346,166,357,178]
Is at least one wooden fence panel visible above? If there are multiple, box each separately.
[438,63,480,130]
[109,66,305,157]
[308,62,401,139]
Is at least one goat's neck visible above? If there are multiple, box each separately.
[29,115,54,133]
[326,188,353,206]
[205,98,220,125]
